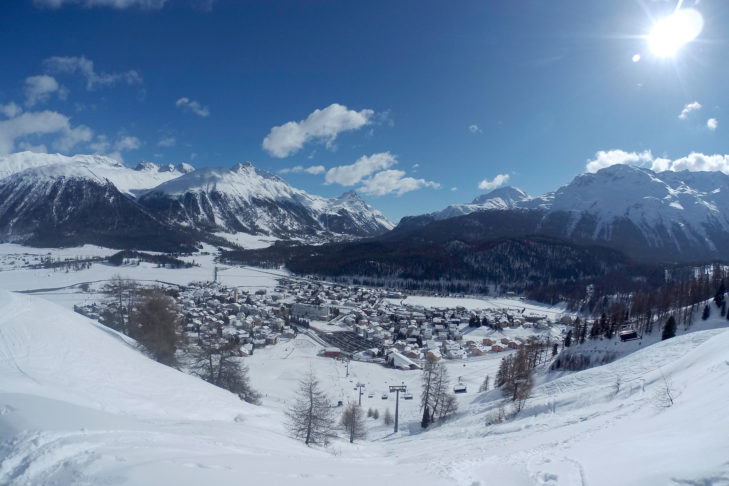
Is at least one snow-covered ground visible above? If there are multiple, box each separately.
[0,243,287,310]
[2,287,728,485]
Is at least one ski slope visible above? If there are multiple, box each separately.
[1,290,728,485]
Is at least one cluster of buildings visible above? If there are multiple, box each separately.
[76,277,559,366]
[280,280,557,366]
[176,283,297,356]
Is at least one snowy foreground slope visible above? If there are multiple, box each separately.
[1,290,729,485]
[0,291,439,486]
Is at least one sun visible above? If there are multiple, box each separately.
[648,8,704,57]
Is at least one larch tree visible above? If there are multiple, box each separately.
[286,370,335,446]
[131,287,179,366]
[340,403,367,443]
[190,338,261,405]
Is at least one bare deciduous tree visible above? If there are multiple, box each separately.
[420,357,457,427]
[190,339,261,405]
[286,370,335,446]
[131,287,179,366]
[340,403,367,443]
[496,347,534,412]
[103,275,139,334]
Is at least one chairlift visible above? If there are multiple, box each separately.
[618,328,639,342]
[403,392,413,400]
[381,393,388,400]
[453,384,467,394]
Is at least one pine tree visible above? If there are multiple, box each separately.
[384,408,394,425]
[286,370,335,446]
[563,329,572,348]
[714,281,726,308]
[662,315,677,341]
[702,304,711,321]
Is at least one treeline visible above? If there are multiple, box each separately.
[106,250,196,268]
[222,236,628,296]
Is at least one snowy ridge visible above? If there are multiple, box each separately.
[0,152,193,196]
[426,164,729,260]
[432,186,534,220]
[0,152,393,245]
[139,162,393,238]
[543,165,729,252]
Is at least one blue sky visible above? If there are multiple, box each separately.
[0,0,727,221]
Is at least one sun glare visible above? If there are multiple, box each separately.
[648,8,704,57]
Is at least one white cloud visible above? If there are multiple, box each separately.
[0,102,22,118]
[325,152,396,186]
[157,136,176,147]
[279,165,325,175]
[585,149,653,173]
[43,56,142,90]
[653,152,729,174]
[89,134,111,153]
[262,103,374,158]
[707,118,718,131]
[175,97,210,117]
[24,75,64,107]
[17,141,48,153]
[0,109,92,155]
[678,101,702,119]
[114,136,141,151]
[53,125,93,151]
[478,173,510,191]
[468,124,482,134]
[33,0,167,9]
[584,148,729,175]
[358,170,440,196]
[450,186,458,192]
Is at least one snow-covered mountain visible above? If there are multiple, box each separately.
[0,152,392,248]
[0,152,193,196]
[421,164,729,262]
[0,162,197,251]
[138,162,393,239]
[432,186,536,220]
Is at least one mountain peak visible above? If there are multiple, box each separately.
[176,162,195,174]
[337,190,363,201]
[134,161,160,172]
[471,186,530,205]
[231,161,254,173]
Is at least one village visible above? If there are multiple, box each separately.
[75,275,566,371]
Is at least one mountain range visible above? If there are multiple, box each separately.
[2,152,729,263]
[401,164,729,262]
[0,152,393,251]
